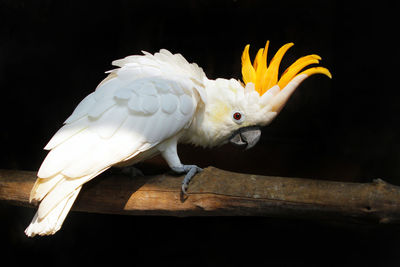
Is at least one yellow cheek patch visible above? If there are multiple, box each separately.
[241,41,332,95]
[209,102,230,123]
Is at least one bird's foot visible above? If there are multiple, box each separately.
[171,165,203,195]
[120,166,144,177]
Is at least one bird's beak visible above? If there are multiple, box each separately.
[229,126,261,150]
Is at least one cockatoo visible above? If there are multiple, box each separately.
[25,41,331,237]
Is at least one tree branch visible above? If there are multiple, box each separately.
[1,167,400,224]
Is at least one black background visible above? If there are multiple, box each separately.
[1,0,400,266]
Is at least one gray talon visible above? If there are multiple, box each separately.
[172,165,202,194]
[181,183,188,195]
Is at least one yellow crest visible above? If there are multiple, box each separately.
[241,41,332,95]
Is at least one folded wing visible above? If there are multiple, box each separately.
[27,74,199,236]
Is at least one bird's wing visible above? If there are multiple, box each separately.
[32,76,199,219]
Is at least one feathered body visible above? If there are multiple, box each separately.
[26,43,331,236]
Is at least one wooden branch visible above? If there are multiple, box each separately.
[1,167,400,224]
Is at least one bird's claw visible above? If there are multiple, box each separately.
[172,165,202,195]
[181,183,189,195]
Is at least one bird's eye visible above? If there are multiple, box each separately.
[233,112,241,120]
[232,111,245,124]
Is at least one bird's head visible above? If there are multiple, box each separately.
[191,41,331,149]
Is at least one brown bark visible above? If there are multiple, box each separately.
[1,167,400,224]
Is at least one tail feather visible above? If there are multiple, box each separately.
[29,174,64,203]
[26,168,110,237]
[37,176,87,220]
[25,186,81,237]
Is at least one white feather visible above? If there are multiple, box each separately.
[113,87,132,100]
[93,77,124,101]
[270,74,308,113]
[38,177,84,219]
[38,129,97,178]
[160,94,178,114]
[127,92,142,113]
[64,93,96,124]
[170,82,184,95]
[260,85,280,106]
[25,186,81,237]
[140,95,159,114]
[88,105,128,139]
[30,174,64,202]
[154,79,171,93]
[61,129,146,178]
[145,111,168,142]
[87,99,115,119]
[44,116,89,150]
[136,82,158,96]
[179,94,194,115]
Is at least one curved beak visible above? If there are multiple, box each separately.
[229,126,261,150]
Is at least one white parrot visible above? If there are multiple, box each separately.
[25,41,331,237]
